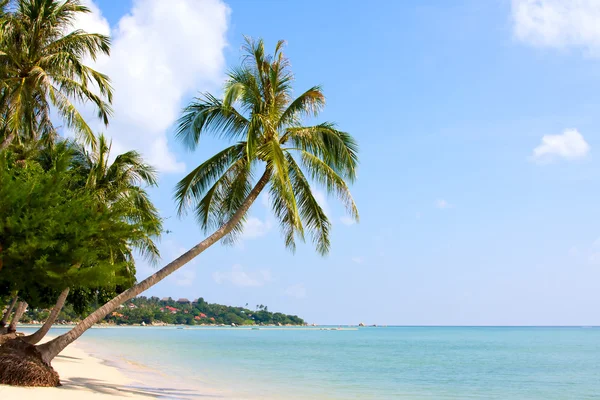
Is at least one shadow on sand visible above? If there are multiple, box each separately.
[58,376,225,398]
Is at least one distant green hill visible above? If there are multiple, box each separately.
[23,296,305,326]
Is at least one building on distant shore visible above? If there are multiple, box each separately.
[177,298,191,305]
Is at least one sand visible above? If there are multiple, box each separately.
[0,336,225,399]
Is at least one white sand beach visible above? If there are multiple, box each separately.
[0,336,225,399]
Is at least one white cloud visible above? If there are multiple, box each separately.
[340,216,356,226]
[531,129,590,163]
[512,0,600,56]
[159,240,199,286]
[351,257,363,264]
[284,284,307,299]
[171,269,196,287]
[212,264,273,287]
[242,216,272,239]
[435,199,452,209]
[74,0,110,36]
[74,0,230,172]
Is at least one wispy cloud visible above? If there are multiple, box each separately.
[531,129,590,163]
[242,217,272,240]
[512,0,600,57]
[351,257,364,264]
[159,240,199,286]
[212,264,273,287]
[435,199,453,209]
[340,216,356,226]
[284,284,307,299]
[74,0,230,172]
[171,269,196,287]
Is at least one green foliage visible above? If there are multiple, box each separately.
[71,134,162,263]
[0,0,113,149]
[175,37,359,255]
[94,296,304,326]
[0,149,159,308]
[21,296,306,326]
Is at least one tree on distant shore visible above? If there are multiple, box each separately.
[29,37,359,379]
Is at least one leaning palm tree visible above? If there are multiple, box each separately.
[0,294,17,329]
[0,0,112,150]
[4,38,358,386]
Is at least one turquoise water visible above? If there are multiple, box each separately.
[39,326,600,399]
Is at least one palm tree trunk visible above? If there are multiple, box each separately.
[0,296,18,328]
[22,288,69,345]
[0,132,15,150]
[37,169,271,364]
[7,301,27,333]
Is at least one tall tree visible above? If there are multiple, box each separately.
[0,295,17,328]
[0,0,112,150]
[0,147,158,339]
[0,139,160,344]
[21,288,68,344]
[6,300,25,333]
[71,134,162,261]
[34,38,358,374]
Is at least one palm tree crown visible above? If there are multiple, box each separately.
[175,37,358,255]
[71,134,162,262]
[0,0,113,149]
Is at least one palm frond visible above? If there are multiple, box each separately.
[300,150,359,222]
[287,153,330,255]
[176,94,249,150]
[277,86,325,128]
[174,142,246,215]
[283,123,359,181]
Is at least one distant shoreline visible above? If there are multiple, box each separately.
[17,323,358,331]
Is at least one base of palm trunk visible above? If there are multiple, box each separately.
[0,339,60,387]
[0,332,20,345]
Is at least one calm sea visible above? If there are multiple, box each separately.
[34,326,600,399]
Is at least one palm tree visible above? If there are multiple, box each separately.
[71,134,162,260]
[0,295,17,328]
[6,300,25,333]
[34,37,358,371]
[0,0,112,150]
[19,136,161,344]
[21,288,68,344]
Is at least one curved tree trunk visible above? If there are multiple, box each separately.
[7,301,27,334]
[0,296,18,328]
[37,169,271,364]
[22,288,70,345]
[0,132,15,151]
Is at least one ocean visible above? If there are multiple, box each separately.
[32,326,600,399]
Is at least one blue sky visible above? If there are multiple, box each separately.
[78,0,600,325]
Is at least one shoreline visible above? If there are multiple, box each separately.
[0,334,227,399]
